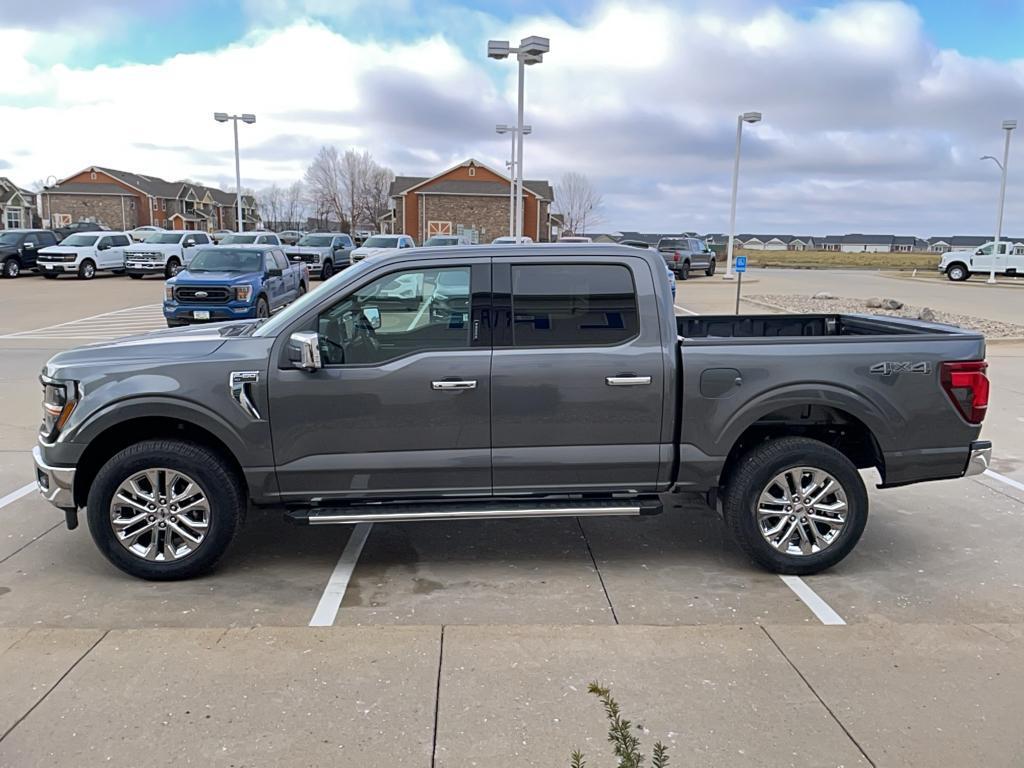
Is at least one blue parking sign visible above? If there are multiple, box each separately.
[734,255,747,273]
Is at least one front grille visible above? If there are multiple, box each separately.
[175,286,231,303]
[287,251,318,263]
[38,253,75,262]
[127,251,162,260]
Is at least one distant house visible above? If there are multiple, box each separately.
[0,178,37,230]
[735,234,808,251]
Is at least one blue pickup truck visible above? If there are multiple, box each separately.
[163,244,309,327]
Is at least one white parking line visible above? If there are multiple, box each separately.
[779,575,846,625]
[0,482,38,510]
[674,302,698,315]
[984,469,1024,494]
[0,304,165,340]
[308,523,373,627]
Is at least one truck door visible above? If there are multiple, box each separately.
[268,258,492,498]
[262,251,284,308]
[490,255,667,494]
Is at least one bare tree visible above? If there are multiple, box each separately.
[303,146,347,229]
[360,163,394,231]
[257,183,284,230]
[284,181,306,229]
[554,172,603,236]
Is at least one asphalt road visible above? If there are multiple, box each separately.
[0,267,1022,766]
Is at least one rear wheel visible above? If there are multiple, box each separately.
[678,261,690,281]
[722,437,868,575]
[165,258,181,278]
[946,263,969,282]
[705,258,716,277]
[2,258,20,278]
[86,439,244,580]
[78,259,96,280]
[321,260,334,280]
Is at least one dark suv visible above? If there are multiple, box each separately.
[0,229,59,278]
[657,237,716,280]
[55,221,108,242]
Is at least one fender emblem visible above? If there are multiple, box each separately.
[869,361,930,376]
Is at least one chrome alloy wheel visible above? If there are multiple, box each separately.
[109,468,210,562]
[756,467,848,556]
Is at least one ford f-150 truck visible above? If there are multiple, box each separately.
[285,232,354,279]
[124,230,212,278]
[32,244,992,581]
[163,245,309,326]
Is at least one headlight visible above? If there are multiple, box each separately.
[165,285,174,301]
[41,378,78,441]
[235,285,253,301]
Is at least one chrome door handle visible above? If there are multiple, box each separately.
[606,376,652,386]
[432,380,477,390]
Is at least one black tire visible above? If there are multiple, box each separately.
[705,258,716,277]
[128,273,144,280]
[2,258,20,278]
[722,437,868,575]
[946,263,969,282]
[255,297,270,318]
[78,259,96,280]
[678,261,690,281]
[164,258,181,279]
[298,282,307,296]
[321,260,334,280]
[86,439,244,580]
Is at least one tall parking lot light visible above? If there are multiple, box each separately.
[496,123,532,237]
[724,111,761,280]
[984,119,1016,284]
[488,36,549,242]
[214,112,256,233]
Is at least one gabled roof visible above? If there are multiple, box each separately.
[390,159,553,200]
[0,177,34,206]
[841,233,895,245]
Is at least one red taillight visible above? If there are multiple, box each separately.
[673,251,681,262]
[940,360,989,424]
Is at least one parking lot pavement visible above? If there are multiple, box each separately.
[0,303,166,341]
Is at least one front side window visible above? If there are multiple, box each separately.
[316,266,471,366]
[511,264,638,347]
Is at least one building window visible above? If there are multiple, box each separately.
[152,198,157,209]
[468,167,476,177]
[427,221,453,237]
[90,171,97,180]
[5,208,22,229]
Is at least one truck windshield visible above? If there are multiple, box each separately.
[146,233,185,244]
[658,239,685,250]
[362,236,400,248]
[298,235,333,247]
[220,234,258,244]
[186,248,265,272]
[0,232,24,245]
[60,234,100,247]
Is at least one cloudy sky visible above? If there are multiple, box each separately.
[2,0,1023,235]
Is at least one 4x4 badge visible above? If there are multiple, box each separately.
[869,361,930,376]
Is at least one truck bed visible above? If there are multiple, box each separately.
[677,313,972,341]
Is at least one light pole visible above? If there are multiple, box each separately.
[488,36,549,242]
[214,112,256,233]
[496,123,532,237]
[983,119,1016,284]
[724,111,762,279]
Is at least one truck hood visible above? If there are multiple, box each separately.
[125,243,181,253]
[286,246,331,256]
[350,246,394,258]
[42,321,249,378]
[171,270,258,284]
[39,246,85,255]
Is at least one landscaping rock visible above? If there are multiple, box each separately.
[881,298,904,310]
[813,291,836,300]
[865,297,883,308]
[918,307,937,322]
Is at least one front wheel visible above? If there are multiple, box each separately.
[321,260,334,280]
[2,258,20,278]
[86,440,244,580]
[946,263,969,282]
[255,297,270,319]
[705,258,716,277]
[78,259,96,280]
[165,258,181,278]
[722,437,868,575]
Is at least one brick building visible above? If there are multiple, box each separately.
[39,166,258,232]
[383,159,554,244]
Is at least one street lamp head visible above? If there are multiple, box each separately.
[241,114,256,124]
[496,124,511,134]
[523,52,544,66]
[1002,119,1018,131]
[520,35,550,56]
[488,40,511,59]
[213,112,229,123]
[522,125,533,135]
[741,111,762,124]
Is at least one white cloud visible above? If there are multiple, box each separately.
[1,1,1023,235]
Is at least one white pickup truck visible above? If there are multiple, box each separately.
[36,232,133,280]
[940,240,1023,281]
[123,230,212,278]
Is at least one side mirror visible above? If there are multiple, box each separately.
[363,306,382,330]
[267,268,283,277]
[24,242,35,249]
[975,248,984,256]
[184,239,195,247]
[287,331,322,371]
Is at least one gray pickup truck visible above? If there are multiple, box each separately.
[33,244,992,580]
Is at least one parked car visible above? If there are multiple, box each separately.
[277,230,304,246]
[0,229,58,278]
[557,236,593,243]
[621,239,675,299]
[163,245,309,327]
[491,235,533,244]
[129,225,165,243]
[211,229,234,243]
[285,233,353,280]
[54,221,109,241]
[36,232,132,280]
[32,243,992,580]
[423,235,470,246]
[657,236,716,280]
[123,230,212,278]
[217,232,282,246]
[939,241,1024,281]
[348,234,415,264]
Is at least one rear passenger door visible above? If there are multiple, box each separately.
[490,255,667,494]
[263,251,285,308]
[272,249,297,302]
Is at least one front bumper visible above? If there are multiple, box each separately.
[37,261,79,273]
[32,445,76,510]
[163,301,257,323]
[963,440,992,477]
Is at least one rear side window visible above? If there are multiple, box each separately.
[511,264,639,347]
[272,250,289,270]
